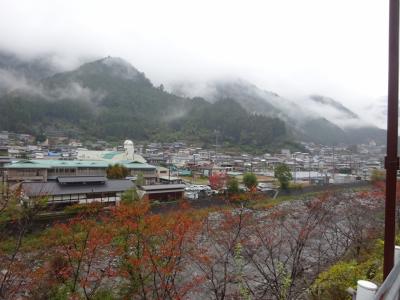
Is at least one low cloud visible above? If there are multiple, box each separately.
[168,78,379,130]
[0,67,106,104]
[0,68,57,99]
[359,97,387,129]
[295,95,371,129]
[50,82,106,103]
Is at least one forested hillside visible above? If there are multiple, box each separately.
[0,57,291,151]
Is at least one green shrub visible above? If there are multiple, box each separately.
[274,164,292,190]
[243,173,258,190]
[310,239,385,300]
[121,188,140,204]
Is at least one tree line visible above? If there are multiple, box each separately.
[0,183,386,299]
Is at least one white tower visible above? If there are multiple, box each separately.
[124,140,134,160]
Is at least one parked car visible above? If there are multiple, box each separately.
[238,184,249,192]
[185,191,198,200]
[185,185,212,196]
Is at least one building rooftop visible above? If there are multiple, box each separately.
[158,176,181,181]
[22,179,134,197]
[119,161,157,170]
[4,159,157,170]
[140,184,186,191]
[5,159,107,169]
[57,176,107,184]
[101,151,120,159]
[77,149,146,163]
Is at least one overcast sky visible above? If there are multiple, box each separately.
[0,0,389,115]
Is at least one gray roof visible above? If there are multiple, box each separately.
[0,157,12,164]
[57,176,107,184]
[140,184,186,191]
[22,180,134,197]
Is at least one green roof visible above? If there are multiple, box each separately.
[121,161,156,170]
[227,171,243,176]
[178,169,192,176]
[101,151,120,159]
[5,159,156,170]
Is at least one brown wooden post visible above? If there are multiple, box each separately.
[384,0,400,279]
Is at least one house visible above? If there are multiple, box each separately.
[158,176,183,184]
[157,166,170,178]
[0,147,11,178]
[138,184,185,202]
[5,159,158,184]
[20,176,134,208]
[123,161,158,185]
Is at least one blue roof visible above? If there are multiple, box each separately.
[47,151,61,156]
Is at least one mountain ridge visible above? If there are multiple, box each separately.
[0,53,386,147]
[0,56,294,152]
[171,78,386,145]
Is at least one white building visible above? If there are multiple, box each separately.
[77,140,146,163]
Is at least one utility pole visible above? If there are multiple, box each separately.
[214,130,218,165]
[349,150,353,175]
[1,170,4,199]
[262,159,266,173]
[293,153,297,183]
[168,155,171,184]
[317,160,321,179]
[384,0,399,279]
[192,154,196,184]
[2,172,8,203]
[332,146,335,181]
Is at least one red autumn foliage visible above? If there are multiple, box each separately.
[0,186,386,299]
[108,200,202,299]
[209,173,227,191]
[35,215,117,299]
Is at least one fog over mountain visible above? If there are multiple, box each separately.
[0,55,298,153]
[0,51,59,96]
[169,79,375,129]
[360,96,388,129]
[0,0,389,124]
[0,50,105,104]
[0,49,387,145]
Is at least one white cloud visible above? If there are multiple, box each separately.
[0,0,389,122]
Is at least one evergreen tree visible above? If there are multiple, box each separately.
[227,177,240,194]
[274,163,292,190]
[243,173,258,190]
[106,164,128,179]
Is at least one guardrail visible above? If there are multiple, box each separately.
[354,246,400,300]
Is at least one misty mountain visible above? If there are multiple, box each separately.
[361,96,387,129]
[172,79,386,145]
[0,56,292,152]
[171,79,292,121]
[0,52,386,147]
[0,50,59,95]
[308,95,358,119]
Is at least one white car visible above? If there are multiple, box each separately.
[185,191,198,200]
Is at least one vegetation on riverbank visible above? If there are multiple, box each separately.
[0,183,382,299]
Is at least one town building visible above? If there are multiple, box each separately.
[77,139,146,163]
[138,184,185,202]
[2,139,159,184]
[5,159,158,184]
[20,176,134,207]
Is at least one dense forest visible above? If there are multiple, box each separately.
[0,57,293,152]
